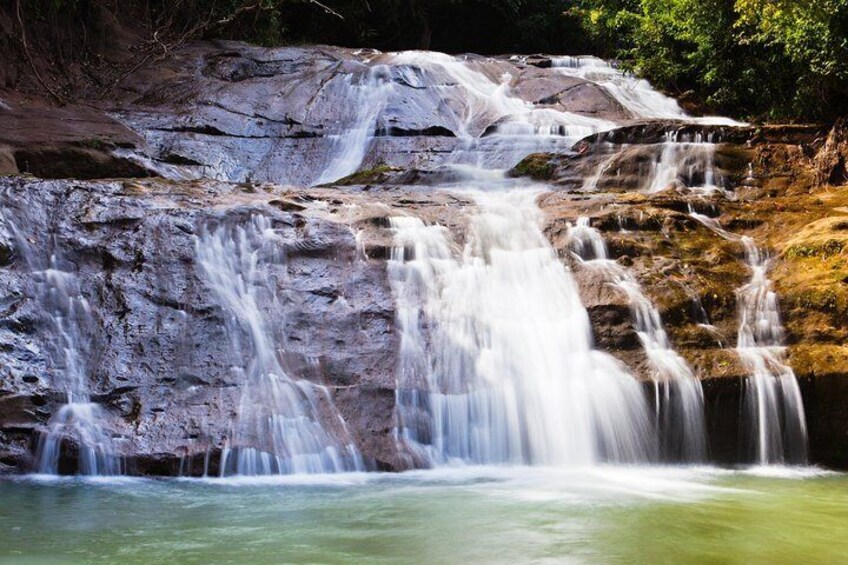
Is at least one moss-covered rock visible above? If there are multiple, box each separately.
[508,153,556,181]
[332,165,402,186]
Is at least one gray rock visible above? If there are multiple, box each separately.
[0,177,414,473]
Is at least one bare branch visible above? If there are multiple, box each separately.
[306,0,344,20]
[15,0,66,105]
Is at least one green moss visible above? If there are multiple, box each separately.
[508,153,555,181]
[792,287,846,314]
[333,165,400,186]
[788,345,848,379]
[786,239,845,259]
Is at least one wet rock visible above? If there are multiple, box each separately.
[814,120,848,186]
[0,177,412,474]
[14,147,153,180]
[0,96,144,181]
[579,121,753,146]
[0,145,16,175]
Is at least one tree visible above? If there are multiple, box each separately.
[574,0,848,121]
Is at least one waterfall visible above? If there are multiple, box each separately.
[17,238,123,475]
[568,217,707,462]
[581,150,618,192]
[736,237,808,464]
[551,56,740,126]
[645,132,725,195]
[389,180,655,467]
[688,211,808,463]
[312,51,745,186]
[390,50,614,140]
[552,56,689,121]
[316,65,394,185]
[196,214,363,475]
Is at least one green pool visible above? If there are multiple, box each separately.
[1,466,845,564]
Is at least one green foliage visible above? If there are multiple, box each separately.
[574,0,848,121]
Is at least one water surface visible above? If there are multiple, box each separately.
[1,466,844,564]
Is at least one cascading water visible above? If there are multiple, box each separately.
[313,51,618,178]
[7,227,124,475]
[581,149,619,192]
[551,57,739,126]
[687,210,808,463]
[316,65,394,185]
[552,56,690,121]
[363,50,744,470]
[645,132,725,195]
[736,237,808,464]
[196,214,363,475]
[389,178,656,468]
[568,217,706,462]
[392,51,615,145]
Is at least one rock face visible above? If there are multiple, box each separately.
[0,178,410,473]
[2,40,848,474]
[104,43,638,185]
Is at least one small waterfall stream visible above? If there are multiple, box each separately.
[316,65,394,185]
[5,223,124,475]
[645,132,725,195]
[551,57,739,126]
[196,215,363,475]
[33,259,123,475]
[568,218,706,461]
[552,56,690,120]
[736,238,808,464]
[688,211,808,463]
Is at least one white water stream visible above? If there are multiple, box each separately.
[196,215,363,475]
[317,65,395,185]
[551,56,740,126]
[688,211,808,463]
[645,132,726,195]
[9,228,124,475]
[389,180,656,467]
[32,267,123,475]
[736,238,808,464]
[568,217,707,461]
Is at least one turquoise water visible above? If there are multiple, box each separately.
[1,466,846,564]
